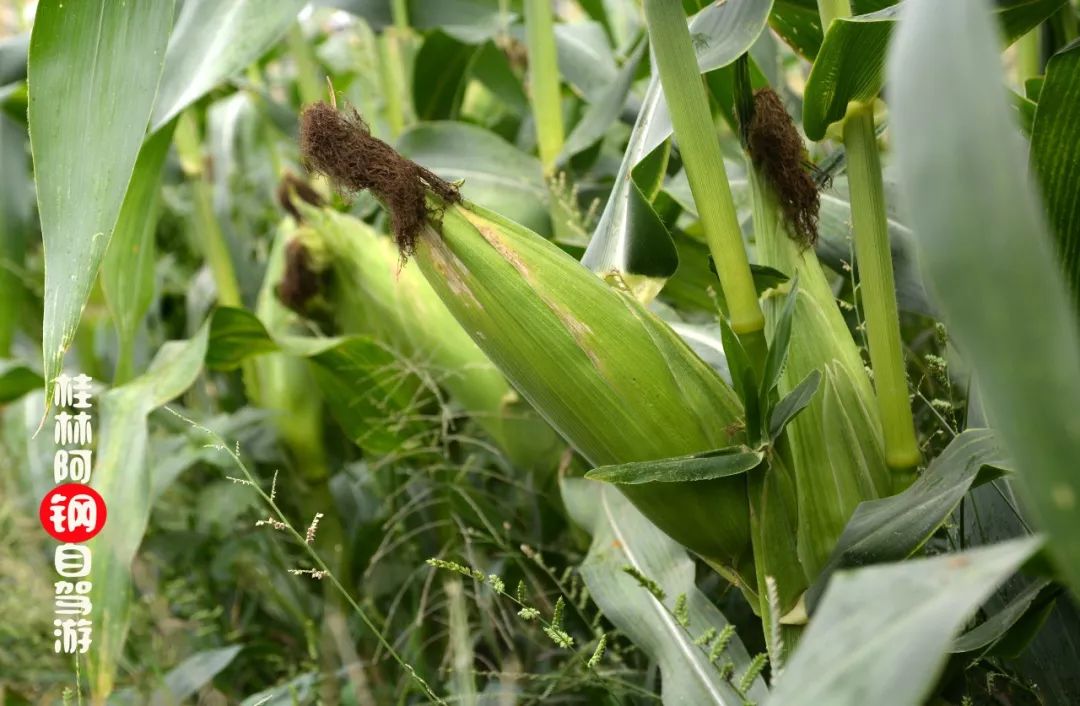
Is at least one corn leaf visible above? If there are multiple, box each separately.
[207,307,431,455]
[951,580,1058,655]
[806,429,1013,609]
[1030,39,1080,310]
[768,369,822,442]
[88,325,210,698]
[890,0,1080,597]
[102,124,175,381]
[770,538,1042,706]
[151,0,306,132]
[586,447,764,484]
[803,0,1068,140]
[28,0,173,402]
[0,113,32,355]
[562,479,767,706]
[558,35,646,163]
[0,361,41,403]
[412,31,477,121]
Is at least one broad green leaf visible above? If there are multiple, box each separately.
[583,0,774,288]
[469,41,528,115]
[802,6,897,141]
[0,33,28,86]
[0,112,32,355]
[558,35,646,163]
[586,446,764,484]
[771,538,1042,706]
[768,369,821,441]
[412,31,477,120]
[409,0,509,44]
[769,0,825,60]
[207,306,432,456]
[150,646,243,706]
[553,21,619,102]
[207,307,283,370]
[151,0,306,131]
[562,479,767,706]
[890,0,1080,597]
[0,361,41,403]
[28,0,173,402]
[807,429,1012,608]
[88,325,210,698]
[1030,39,1080,308]
[803,0,1068,140]
[397,121,549,233]
[102,124,175,382]
[328,0,510,44]
[951,580,1058,655]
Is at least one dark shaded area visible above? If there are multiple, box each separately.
[276,239,324,314]
[275,172,324,223]
[747,88,820,248]
[298,102,460,260]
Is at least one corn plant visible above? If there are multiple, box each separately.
[3,0,1080,704]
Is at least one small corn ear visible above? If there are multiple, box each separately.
[750,166,893,580]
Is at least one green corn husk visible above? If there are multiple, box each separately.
[299,205,565,474]
[749,166,893,580]
[408,199,758,585]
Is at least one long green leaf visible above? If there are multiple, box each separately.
[28,0,173,401]
[890,0,1080,596]
[770,538,1042,706]
[88,325,210,698]
[102,124,175,383]
[0,113,32,355]
[151,0,306,131]
[207,307,432,455]
[803,0,1068,140]
[558,36,646,163]
[807,429,1012,608]
[586,446,764,484]
[1031,39,1080,309]
[562,479,767,706]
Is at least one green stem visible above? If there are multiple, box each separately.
[642,0,765,340]
[191,180,242,308]
[524,0,565,174]
[113,341,135,386]
[1015,28,1041,85]
[391,0,409,29]
[843,103,920,475]
[816,0,852,29]
[288,23,324,106]
[377,33,410,137]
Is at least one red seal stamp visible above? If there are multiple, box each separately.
[39,483,107,543]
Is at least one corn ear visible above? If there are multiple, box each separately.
[299,205,565,474]
[750,166,893,580]
[409,199,755,581]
